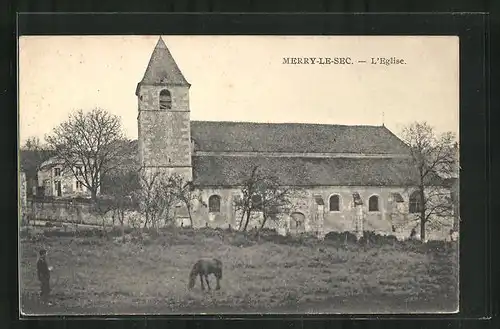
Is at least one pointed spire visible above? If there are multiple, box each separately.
[139,36,190,87]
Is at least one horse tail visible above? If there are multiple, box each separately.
[188,262,199,289]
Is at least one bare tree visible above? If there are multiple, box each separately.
[135,169,179,230]
[401,122,458,241]
[104,169,140,235]
[255,179,295,236]
[234,166,293,233]
[169,174,205,228]
[234,166,260,231]
[93,197,115,235]
[45,108,126,201]
[157,177,180,229]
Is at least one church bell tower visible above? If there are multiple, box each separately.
[136,37,192,181]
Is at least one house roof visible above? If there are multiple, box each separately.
[39,156,65,170]
[136,37,190,92]
[192,156,427,187]
[191,121,410,154]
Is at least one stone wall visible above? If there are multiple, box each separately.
[137,84,192,181]
[25,199,110,225]
[190,185,455,240]
[23,183,455,241]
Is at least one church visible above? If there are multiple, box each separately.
[135,37,453,239]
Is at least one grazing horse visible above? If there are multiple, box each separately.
[188,258,222,291]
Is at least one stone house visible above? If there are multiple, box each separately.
[135,37,455,239]
[37,156,96,198]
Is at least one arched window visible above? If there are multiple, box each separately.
[251,194,263,211]
[159,89,172,110]
[208,195,221,213]
[329,194,340,211]
[391,193,405,214]
[368,195,379,212]
[409,191,422,214]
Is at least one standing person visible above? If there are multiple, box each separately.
[37,249,52,304]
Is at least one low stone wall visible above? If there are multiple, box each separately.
[22,199,455,241]
[25,199,111,225]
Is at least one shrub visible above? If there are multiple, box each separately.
[324,231,358,244]
[396,238,424,251]
[259,233,287,244]
[259,228,278,235]
[419,240,456,254]
[197,227,221,238]
[359,231,398,246]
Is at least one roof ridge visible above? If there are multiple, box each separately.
[191,120,384,128]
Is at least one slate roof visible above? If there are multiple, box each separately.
[136,37,190,93]
[192,156,426,187]
[39,156,65,170]
[191,121,410,154]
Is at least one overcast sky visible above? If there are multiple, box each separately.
[19,35,459,145]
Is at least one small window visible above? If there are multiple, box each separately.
[54,168,61,176]
[329,195,340,211]
[368,195,379,212]
[74,166,83,175]
[76,181,84,190]
[159,89,172,110]
[251,194,263,211]
[208,195,221,213]
[409,191,422,214]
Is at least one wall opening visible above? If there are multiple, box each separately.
[208,195,221,213]
[409,191,422,214]
[368,195,379,212]
[159,89,172,110]
[329,194,340,211]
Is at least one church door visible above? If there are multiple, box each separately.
[289,212,306,235]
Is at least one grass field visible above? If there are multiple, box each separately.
[19,228,459,315]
